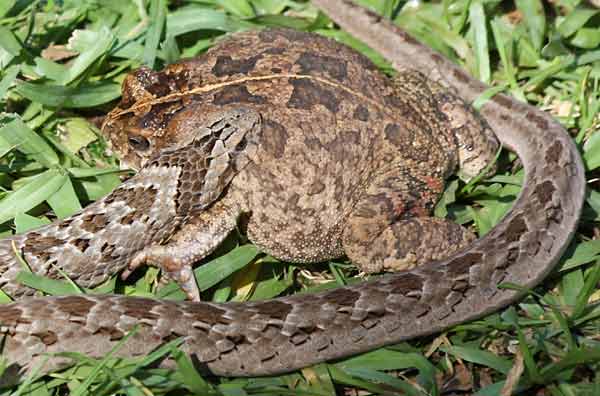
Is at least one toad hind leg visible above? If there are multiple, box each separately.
[343,170,475,273]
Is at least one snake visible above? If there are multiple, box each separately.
[0,0,585,384]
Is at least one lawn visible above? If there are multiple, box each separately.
[1,0,600,395]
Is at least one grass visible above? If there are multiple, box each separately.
[0,0,599,394]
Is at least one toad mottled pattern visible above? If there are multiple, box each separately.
[101,29,499,295]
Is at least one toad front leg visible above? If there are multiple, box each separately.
[121,108,262,300]
[123,197,241,301]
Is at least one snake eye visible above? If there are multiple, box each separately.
[128,135,150,151]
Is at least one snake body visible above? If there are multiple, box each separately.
[0,0,585,383]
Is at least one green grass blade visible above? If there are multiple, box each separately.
[468,1,490,83]
[15,80,121,108]
[0,169,67,224]
[440,345,512,374]
[0,115,59,167]
[143,0,167,68]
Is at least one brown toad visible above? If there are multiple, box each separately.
[98,29,499,299]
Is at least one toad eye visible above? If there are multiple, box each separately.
[128,135,150,151]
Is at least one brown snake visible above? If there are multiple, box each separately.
[0,0,586,383]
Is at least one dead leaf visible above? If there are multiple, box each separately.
[500,350,525,396]
[41,45,77,61]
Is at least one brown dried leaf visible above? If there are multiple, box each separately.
[500,350,524,396]
[440,362,474,393]
[41,45,77,61]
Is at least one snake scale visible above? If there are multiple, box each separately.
[0,0,586,384]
